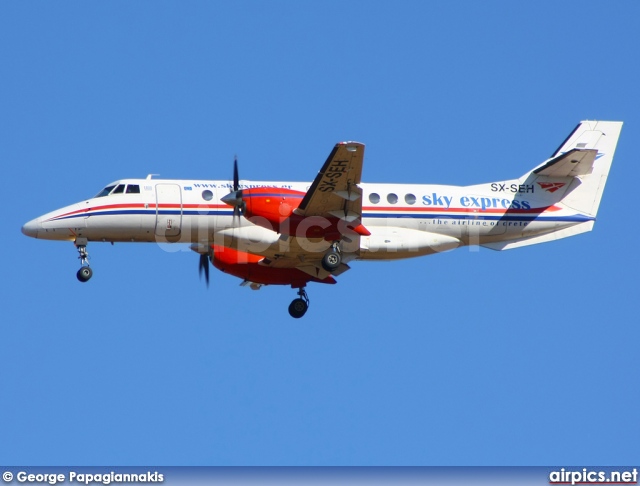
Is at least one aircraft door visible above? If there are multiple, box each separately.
[155,183,182,237]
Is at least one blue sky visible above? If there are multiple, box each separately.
[1,1,639,465]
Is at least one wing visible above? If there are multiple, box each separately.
[296,141,365,223]
[250,142,366,282]
[533,148,598,177]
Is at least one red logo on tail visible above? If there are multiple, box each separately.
[537,182,566,193]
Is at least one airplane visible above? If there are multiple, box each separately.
[22,120,622,318]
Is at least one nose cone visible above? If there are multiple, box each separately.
[22,218,40,238]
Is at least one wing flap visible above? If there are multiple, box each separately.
[258,254,352,279]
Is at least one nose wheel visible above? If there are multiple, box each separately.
[75,239,92,283]
[288,287,309,319]
[77,266,93,282]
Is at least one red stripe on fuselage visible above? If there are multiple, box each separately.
[48,203,230,221]
[362,204,562,214]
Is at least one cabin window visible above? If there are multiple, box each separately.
[369,193,380,204]
[405,193,416,205]
[95,185,116,198]
[126,184,140,194]
[202,190,214,201]
[387,193,398,204]
[112,184,125,194]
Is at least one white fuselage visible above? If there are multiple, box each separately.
[19,121,620,318]
[22,177,590,262]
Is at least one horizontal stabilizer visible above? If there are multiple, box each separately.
[533,148,597,177]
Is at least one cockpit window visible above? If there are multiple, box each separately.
[95,185,116,198]
[94,183,141,198]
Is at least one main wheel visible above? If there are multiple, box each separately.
[288,298,308,318]
[321,250,341,272]
[77,266,93,283]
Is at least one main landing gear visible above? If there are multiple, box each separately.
[75,239,93,283]
[289,242,340,318]
[321,242,342,272]
[288,287,309,319]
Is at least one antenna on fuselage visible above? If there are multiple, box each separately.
[146,174,160,180]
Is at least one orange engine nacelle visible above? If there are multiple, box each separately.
[241,187,370,240]
[211,245,335,287]
[242,187,305,227]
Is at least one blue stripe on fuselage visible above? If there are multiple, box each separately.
[50,209,594,224]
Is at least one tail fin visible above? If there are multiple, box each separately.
[522,120,622,217]
[482,121,622,251]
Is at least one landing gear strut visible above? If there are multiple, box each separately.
[75,239,92,283]
[288,287,309,319]
[321,241,342,272]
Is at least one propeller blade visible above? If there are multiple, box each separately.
[230,155,244,219]
[233,155,239,192]
[198,253,210,287]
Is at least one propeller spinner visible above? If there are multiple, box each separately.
[221,155,245,218]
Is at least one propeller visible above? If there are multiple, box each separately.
[233,155,239,192]
[198,252,210,287]
[221,155,245,220]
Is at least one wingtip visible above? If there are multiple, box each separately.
[337,141,365,153]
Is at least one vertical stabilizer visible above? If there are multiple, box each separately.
[522,120,622,217]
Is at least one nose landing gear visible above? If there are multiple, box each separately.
[75,238,92,283]
[288,287,309,319]
[77,265,93,282]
